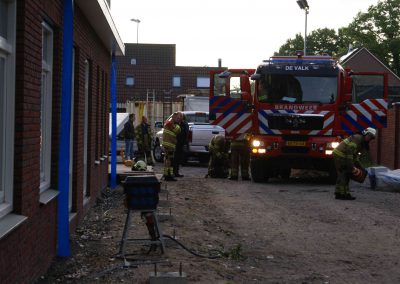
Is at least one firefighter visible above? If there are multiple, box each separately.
[135,116,154,166]
[162,112,181,181]
[333,127,376,200]
[229,133,251,181]
[207,134,230,178]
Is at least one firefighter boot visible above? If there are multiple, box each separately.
[335,192,356,200]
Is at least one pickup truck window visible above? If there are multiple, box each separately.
[186,113,209,123]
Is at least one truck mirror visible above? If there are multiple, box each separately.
[218,70,231,78]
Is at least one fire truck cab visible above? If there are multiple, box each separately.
[209,51,388,182]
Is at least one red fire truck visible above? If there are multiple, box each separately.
[209,51,388,182]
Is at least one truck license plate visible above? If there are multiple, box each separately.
[286,141,306,147]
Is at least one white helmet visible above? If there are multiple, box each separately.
[362,127,376,138]
[133,160,147,171]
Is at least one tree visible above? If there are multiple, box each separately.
[307,28,339,56]
[275,0,400,75]
[346,0,400,75]
[275,29,341,57]
[275,33,304,56]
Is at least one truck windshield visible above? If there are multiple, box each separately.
[257,74,337,104]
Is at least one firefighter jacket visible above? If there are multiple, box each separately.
[333,133,364,168]
[162,120,181,152]
[209,134,229,159]
[135,122,153,151]
[230,133,251,149]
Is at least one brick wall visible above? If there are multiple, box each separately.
[116,43,225,103]
[0,1,112,283]
[370,104,400,169]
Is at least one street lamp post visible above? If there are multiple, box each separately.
[296,0,309,55]
[131,18,141,44]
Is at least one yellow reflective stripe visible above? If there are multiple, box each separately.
[172,125,181,134]
[164,129,176,137]
[163,141,175,148]
[343,139,357,150]
[333,148,353,159]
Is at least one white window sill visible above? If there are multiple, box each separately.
[39,189,59,205]
[0,213,28,240]
[83,196,91,206]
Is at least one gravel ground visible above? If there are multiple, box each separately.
[36,162,400,283]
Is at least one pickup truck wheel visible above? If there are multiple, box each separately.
[153,142,164,163]
[251,160,269,183]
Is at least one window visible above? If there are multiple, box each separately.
[213,75,226,96]
[352,74,385,103]
[126,76,134,86]
[0,0,16,218]
[197,76,209,88]
[257,74,337,104]
[40,22,53,193]
[130,58,136,65]
[172,76,181,87]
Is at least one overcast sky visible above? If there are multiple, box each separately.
[111,0,379,69]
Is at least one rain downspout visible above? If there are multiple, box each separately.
[57,0,74,257]
[110,50,117,189]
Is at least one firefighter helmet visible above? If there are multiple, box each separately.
[133,160,147,171]
[214,134,226,148]
[362,127,376,138]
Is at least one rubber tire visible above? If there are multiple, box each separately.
[251,159,269,183]
[153,142,164,162]
[280,168,291,179]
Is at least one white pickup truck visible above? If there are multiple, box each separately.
[153,111,225,163]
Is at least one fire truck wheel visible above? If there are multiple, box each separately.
[280,169,291,179]
[250,160,269,183]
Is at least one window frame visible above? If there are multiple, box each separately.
[125,76,135,86]
[196,76,209,88]
[39,22,54,194]
[172,75,181,88]
[0,0,16,219]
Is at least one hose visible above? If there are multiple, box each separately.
[162,234,222,259]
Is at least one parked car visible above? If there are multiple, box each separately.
[153,111,225,163]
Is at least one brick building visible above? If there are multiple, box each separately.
[341,47,400,169]
[116,43,225,104]
[0,0,123,283]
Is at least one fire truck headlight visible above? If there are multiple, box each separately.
[327,141,340,149]
[325,150,333,155]
[252,139,264,147]
[258,148,266,154]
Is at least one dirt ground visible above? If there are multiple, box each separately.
[37,162,400,283]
